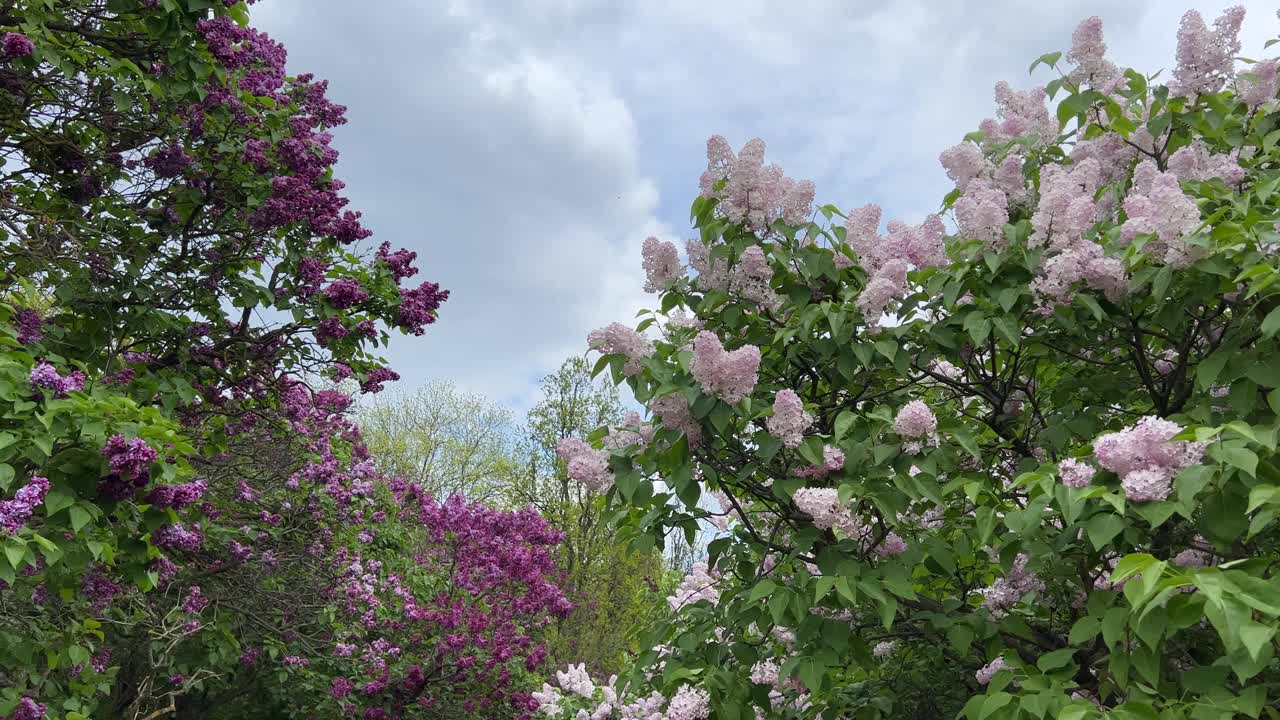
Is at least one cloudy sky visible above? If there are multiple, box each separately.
[252,0,1275,412]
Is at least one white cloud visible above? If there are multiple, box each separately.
[251,0,1279,411]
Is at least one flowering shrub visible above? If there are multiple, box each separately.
[546,7,1280,719]
[0,1,566,719]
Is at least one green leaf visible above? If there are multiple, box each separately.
[1262,305,1280,338]
[69,505,92,533]
[749,579,777,603]
[1036,647,1076,672]
[1069,616,1100,644]
[43,490,75,516]
[833,410,857,443]
[1086,513,1126,550]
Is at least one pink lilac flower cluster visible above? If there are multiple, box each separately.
[666,562,719,611]
[792,488,907,558]
[1169,6,1247,98]
[796,446,846,478]
[555,438,613,493]
[690,331,760,404]
[649,394,703,448]
[699,136,815,230]
[728,246,782,312]
[894,400,937,439]
[1067,16,1123,92]
[1120,159,1205,267]
[979,554,1045,618]
[1093,416,1205,502]
[1167,139,1246,186]
[1058,458,1096,488]
[587,323,654,376]
[641,237,682,293]
[954,177,1010,250]
[1239,58,1279,107]
[845,204,947,331]
[603,411,655,451]
[765,390,812,449]
[0,476,49,536]
[979,81,1059,145]
[29,362,85,396]
[1027,157,1127,307]
[975,657,1009,685]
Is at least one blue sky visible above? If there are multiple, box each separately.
[250,0,1276,413]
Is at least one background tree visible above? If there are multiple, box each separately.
[510,356,667,676]
[358,380,518,504]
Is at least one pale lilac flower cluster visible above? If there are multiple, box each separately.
[603,411,655,451]
[954,178,1009,249]
[872,640,898,658]
[792,488,907,557]
[686,241,782,311]
[1058,458,1096,488]
[555,438,613,493]
[750,658,781,686]
[691,331,760,404]
[979,81,1059,145]
[1239,59,1279,107]
[975,657,1009,685]
[1067,17,1123,92]
[667,562,719,611]
[29,361,86,396]
[531,683,562,716]
[793,488,857,535]
[555,663,595,698]
[846,204,947,331]
[1154,349,1179,374]
[1169,6,1247,98]
[0,476,49,536]
[641,237,682,293]
[1030,159,1103,249]
[685,240,731,292]
[699,136,815,229]
[1173,543,1213,568]
[1093,416,1205,502]
[729,246,782,311]
[664,685,711,720]
[979,554,1045,618]
[765,390,812,449]
[650,394,703,448]
[587,323,654,376]
[894,400,937,439]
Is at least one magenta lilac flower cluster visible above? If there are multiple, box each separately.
[0,476,49,536]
